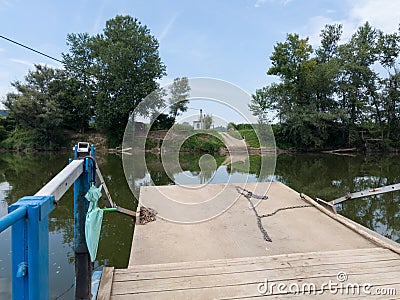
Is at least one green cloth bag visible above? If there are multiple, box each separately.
[85,184,104,262]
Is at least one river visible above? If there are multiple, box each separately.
[0,151,399,298]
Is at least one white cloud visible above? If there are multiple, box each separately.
[37,62,63,70]
[159,13,179,42]
[254,0,292,8]
[300,0,400,48]
[91,0,107,34]
[350,0,400,33]
[10,58,34,68]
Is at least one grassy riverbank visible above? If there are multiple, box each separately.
[145,130,225,153]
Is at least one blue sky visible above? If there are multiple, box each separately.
[1,0,400,117]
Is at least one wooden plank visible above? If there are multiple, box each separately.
[111,265,400,296]
[110,275,400,299]
[120,250,399,277]
[96,166,116,208]
[97,267,114,300]
[110,273,400,299]
[114,258,400,282]
[229,283,400,299]
[126,247,390,272]
[117,249,399,278]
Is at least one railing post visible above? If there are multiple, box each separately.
[73,144,96,300]
[9,196,54,300]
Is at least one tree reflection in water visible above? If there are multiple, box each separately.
[0,151,399,298]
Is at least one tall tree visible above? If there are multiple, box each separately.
[5,65,65,148]
[95,15,166,146]
[63,15,166,146]
[337,22,380,143]
[265,33,339,148]
[203,114,213,129]
[62,33,97,132]
[256,22,400,150]
[377,30,400,139]
[169,77,191,121]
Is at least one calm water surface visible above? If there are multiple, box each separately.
[0,151,399,298]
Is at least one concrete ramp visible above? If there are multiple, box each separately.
[97,182,400,299]
[129,182,376,265]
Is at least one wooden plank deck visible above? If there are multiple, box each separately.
[98,182,400,299]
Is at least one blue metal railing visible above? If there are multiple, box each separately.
[0,206,26,233]
[0,144,96,300]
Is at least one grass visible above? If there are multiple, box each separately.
[181,132,224,152]
[238,129,260,148]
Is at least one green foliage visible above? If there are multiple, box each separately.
[0,125,7,141]
[203,114,213,129]
[254,22,400,150]
[172,122,193,130]
[63,15,166,147]
[5,65,66,149]
[235,123,253,130]
[169,77,190,120]
[0,116,14,142]
[0,128,49,150]
[62,33,95,132]
[227,122,236,131]
[238,129,260,148]
[145,138,158,150]
[150,113,175,130]
[181,133,224,152]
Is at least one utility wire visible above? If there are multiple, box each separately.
[0,34,63,63]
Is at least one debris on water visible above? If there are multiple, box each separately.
[139,207,157,225]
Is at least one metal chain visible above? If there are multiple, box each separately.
[259,205,312,218]
[235,186,313,243]
[237,186,268,200]
[235,186,272,242]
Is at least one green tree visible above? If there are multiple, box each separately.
[5,65,65,148]
[377,30,400,139]
[249,87,271,122]
[264,33,340,148]
[62,33,97,132]
[95,15,166,146]
[257,22,400,150]
[336,22,380,144]
[63,15,166,147]
[203,114,213,129]
[169,77,191,121]
[0,116,8,141]
[150,113,174,130]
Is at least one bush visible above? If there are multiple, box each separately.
[151,114,175,131]
[181,132,224,152]
[0,127,65,150]
[145,138,158,150]
[235,123,253,130]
